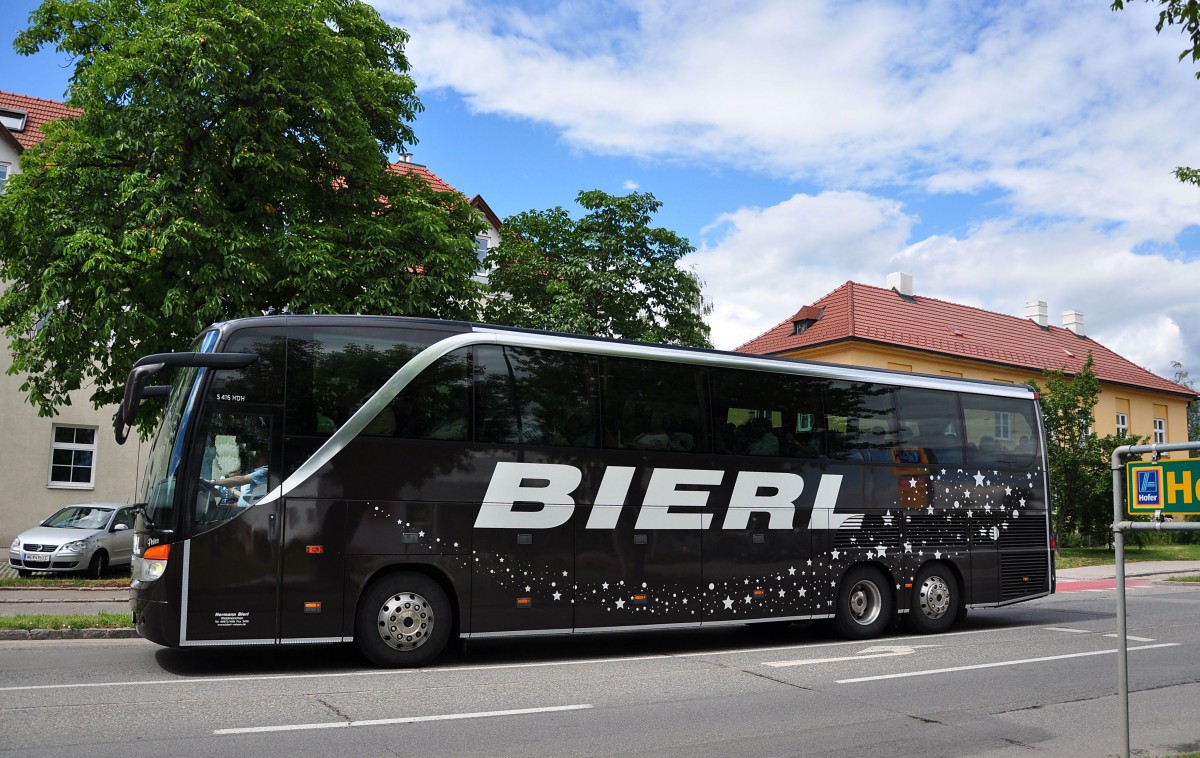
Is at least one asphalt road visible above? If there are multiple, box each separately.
[2,579,1199,758]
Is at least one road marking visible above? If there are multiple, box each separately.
[1046,628,1157,642]
[213,704,594,735]
[1104,633,1156,642]
[836,643,1180,684]
[0,655,668,693]
[764,644,939,668]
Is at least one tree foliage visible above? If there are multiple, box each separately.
[1111,0,1200,187]
[481,189,712,347]
[1170,360,1200,449]
[1031,354,1142,546]
[0,0,485,420]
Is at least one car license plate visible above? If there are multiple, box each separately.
[23,553,50,563]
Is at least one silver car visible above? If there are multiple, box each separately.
[8,503,136,578]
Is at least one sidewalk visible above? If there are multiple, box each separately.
[1055,560,1200,581]
[0,560,137,640]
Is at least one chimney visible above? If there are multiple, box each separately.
[1063,309,1085,336]
[887,271,913,297]
[1025,300,1048,328]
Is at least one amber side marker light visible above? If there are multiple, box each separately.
[304,602,322,614]
[516,597,532,608]
[143,544,170,561]
[306,545,323,554]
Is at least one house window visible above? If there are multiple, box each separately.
[1116,412,1129,437]
[48,425,97,488]
[0,163,8,192]
[1154,418,1166,445]
[994,411,1012,441]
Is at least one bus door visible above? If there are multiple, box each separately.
[277,498,346,641]
[182,408,282,644]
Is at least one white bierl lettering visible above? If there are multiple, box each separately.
[475,462,580,529]
[473,462,848,531]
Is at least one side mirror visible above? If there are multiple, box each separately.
[113,524,130,532]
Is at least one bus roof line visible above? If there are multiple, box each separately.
[259,328,1034,506]
[470,326,1036,397]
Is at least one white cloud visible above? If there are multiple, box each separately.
[372,0,1200,377]
[689,191,913,350]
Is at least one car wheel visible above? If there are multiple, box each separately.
[355,571,452,668]
[905,563,960,634]
[834,565,894,640]
[85,550,108,579]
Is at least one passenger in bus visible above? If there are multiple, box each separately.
[745,417,780,456]
[206,450,269,509]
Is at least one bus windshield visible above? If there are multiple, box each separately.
[139,333,216,529]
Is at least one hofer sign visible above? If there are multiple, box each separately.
[1127,459,1200,515]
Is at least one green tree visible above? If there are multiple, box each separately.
[482,189,712,347]
[1031,354,1140,546]
[0,0,485,423]
[1170,361,1200,447]
[1111,0,1200,187]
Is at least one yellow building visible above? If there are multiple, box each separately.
[737,273,1195,451]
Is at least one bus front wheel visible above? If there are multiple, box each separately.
[834,565,893,639]
[905,563,959,634]
[355,571,451,668]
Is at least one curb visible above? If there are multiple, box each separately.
[0,628,139,640]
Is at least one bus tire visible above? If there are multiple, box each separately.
[355,571,451,668]
[834,565,893,640]
[906,563,959,634]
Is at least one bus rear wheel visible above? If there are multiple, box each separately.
[906,563,959,634]
[834,565,893,640]
[355,571,451,668]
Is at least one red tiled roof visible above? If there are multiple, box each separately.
[388,159,458,194]
[0,90,81,151]
[737,281,1195,398]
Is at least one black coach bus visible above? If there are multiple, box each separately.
[116,315,1053,667]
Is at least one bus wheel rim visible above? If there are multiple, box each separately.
[377,592,434,652]
[918,575,951,619]
[848,579,882,626]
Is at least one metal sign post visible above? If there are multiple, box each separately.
[1110,442,1200,758]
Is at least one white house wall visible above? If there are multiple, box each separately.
[0,312,146,545]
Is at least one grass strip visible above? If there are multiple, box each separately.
[1055,543,1200,569]
[0,577,130,589]
[0,612,131,630]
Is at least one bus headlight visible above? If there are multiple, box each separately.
[134,543,170,582]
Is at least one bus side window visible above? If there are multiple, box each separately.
[395,349,471,441]
[896,387,963,465]
[824,381,899,462]
[193,412,274,530]
[710,368,823,458]
[962,395,1039,467]
[474,346,598,447]
[601,358,709,454]
[281,328,446,438]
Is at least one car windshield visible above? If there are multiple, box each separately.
[41,506,114,530]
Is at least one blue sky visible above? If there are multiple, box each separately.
[4,0,1200,380]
